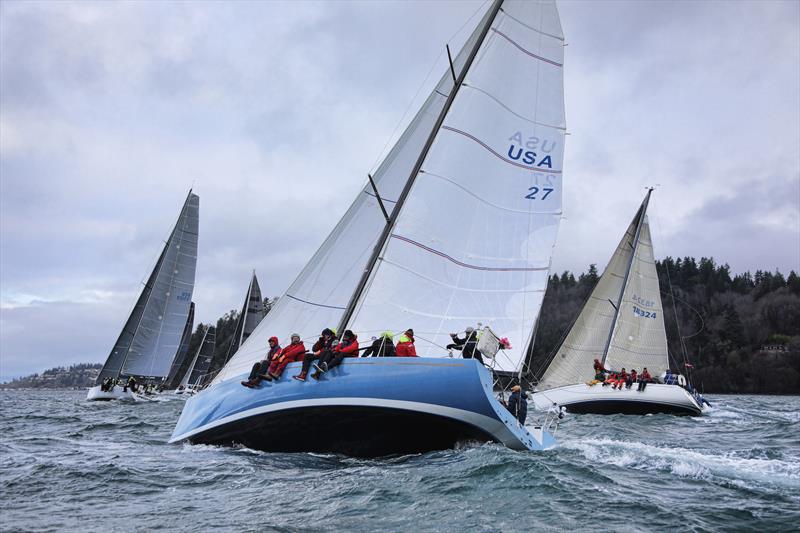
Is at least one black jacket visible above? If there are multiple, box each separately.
[362,337,396,357]
[506,391,528,424]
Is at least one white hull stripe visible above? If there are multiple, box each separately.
[169,397,539,450]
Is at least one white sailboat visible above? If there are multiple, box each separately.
[532,190,708,415]
[88,191,200,401]
[171,0,566,455]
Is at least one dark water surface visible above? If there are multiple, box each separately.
[1,391,797,532]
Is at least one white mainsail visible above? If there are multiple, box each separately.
[96,191,200,383]
[217,0,565,383]
[536,191,669,391]
[349,0,566,373]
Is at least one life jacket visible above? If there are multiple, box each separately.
[279,342,306,362]
[396,334,417,357]
[335,336,359,357]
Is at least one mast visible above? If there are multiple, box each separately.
[115,189,194,380]
[600,188,653,366]
[239,271,255,349]
[337,0,504,335]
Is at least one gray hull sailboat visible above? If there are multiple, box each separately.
[532,190,708,415]
[88,191,199,401]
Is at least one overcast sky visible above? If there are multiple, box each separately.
[1,0,798,380]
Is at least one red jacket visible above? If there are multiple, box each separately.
[278,342,306,363]
[640,370,652,382]
[335,337,359,357]
[396,334,417,357]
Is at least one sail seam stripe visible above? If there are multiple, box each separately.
[461,83,566,130]
[440,126,563,174]
[489,28,563,67]
[422,170,562,215]
[391,234,548,272]
[499,7,565,42]
[286,294,346,310]
[363,191,398,204]
[380,257,547,293]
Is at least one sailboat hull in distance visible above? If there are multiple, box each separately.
[170,358,555,457]
[86,385,136,401]
[532,383,704,416]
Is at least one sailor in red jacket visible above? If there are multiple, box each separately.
[265,333,306,380]
[313,330,359,379]
[395,329,417,357]
[613,368,628,390]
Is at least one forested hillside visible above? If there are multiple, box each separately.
[528,258,800,394]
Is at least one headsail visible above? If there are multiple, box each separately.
[536,191,669,391]
[165,301,195,389]
[96,191,200,383]
[216,0,565,382]
[224,271,266,366]
[179,325,216,389]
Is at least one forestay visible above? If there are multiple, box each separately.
[214,5,497,384]
[349,0,566,374]
[536,193,669,391]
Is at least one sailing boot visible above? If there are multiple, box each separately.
[268,372,280,381]
[292,372,307,382]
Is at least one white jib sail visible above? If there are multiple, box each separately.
[214,4,499,384]
[349,0,566,374]
[605,216,669,375]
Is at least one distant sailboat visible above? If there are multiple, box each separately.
[171,0,565,454]
[532,190,707,415]
[175,325,216,395]
[164,301,195,390]
[204,271,266,383]
[88,191,199,401]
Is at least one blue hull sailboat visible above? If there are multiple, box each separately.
[171,0,567,454]
[170,358,554,455]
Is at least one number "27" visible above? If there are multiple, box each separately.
[525,187,554,200]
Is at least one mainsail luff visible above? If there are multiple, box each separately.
[336,0,506,336]
[601,189,652,365]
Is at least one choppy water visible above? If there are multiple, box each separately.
[1,391,797,532]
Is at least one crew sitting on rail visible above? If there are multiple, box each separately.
[294,328,336,382]
[362,331,395,358]
[241,336,282,388]
[637,367,652,391]
[448,327,482,364]
[396,329,417,357]
[612,368,628,390]
[626,369,638,389]
[311,329,359,379]
[265,333,306,381]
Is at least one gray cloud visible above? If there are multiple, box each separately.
[1,0,798,379]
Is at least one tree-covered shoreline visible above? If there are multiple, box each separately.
[529,258,800,395]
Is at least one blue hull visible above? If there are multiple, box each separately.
[170,358,555,457]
